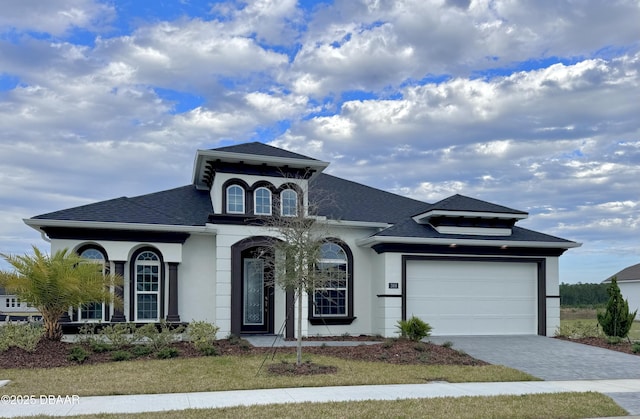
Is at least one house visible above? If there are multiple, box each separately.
[604,263,640,316]
[19,142,579,337]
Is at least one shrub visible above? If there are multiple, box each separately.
[100,323,135,349]
[632,342,640,354]
[0,321,44,353]
[67,346,89,364]
[606,336,623,345]
[186,321,219,353]
[197,344,219,357]
[441,341,453,348]
[131,345,153,357]
[156,347,179,359]
[90,341,113,353]
[134,321,185,351]
[111,350,133,361]
[396,316,432,341]
[597,277,637,338]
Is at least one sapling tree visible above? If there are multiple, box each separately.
[597,277,637,339]
[0,246,123,340]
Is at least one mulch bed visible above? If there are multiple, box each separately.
[556,336,639,355]
[0,337,486,370]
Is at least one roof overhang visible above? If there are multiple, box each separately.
[192,149,330,189]
[24,219,216,236]
[412,210,528,224]
[356,235,582,250]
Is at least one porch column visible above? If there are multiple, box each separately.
[110,261,127,322]
[166,262,181,322]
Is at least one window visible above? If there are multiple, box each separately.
[313,242,348,317]
[281,189,298,216]
[254,187,272,215]
[226,185,245,213]
[78,247,106,321]
[135,251,161,321]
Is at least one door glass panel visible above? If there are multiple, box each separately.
[243,259,264,325]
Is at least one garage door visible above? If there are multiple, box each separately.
[406,260,538,336]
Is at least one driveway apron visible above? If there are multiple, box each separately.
[428,335,640,381]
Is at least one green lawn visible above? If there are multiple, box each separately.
[560,307,640,340]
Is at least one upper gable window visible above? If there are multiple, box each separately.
[254,187,272,215]
[281,189,298,217]
[226,185,245,214]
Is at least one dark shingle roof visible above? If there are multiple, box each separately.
[607,263,640,282]
[420,194,527,215]
[373,218,575,243]
[212,142,320,161]
[32,185,212,226]
[312,173,430,224]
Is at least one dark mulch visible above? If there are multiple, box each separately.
[556,336,640,355]
[0,337,486,370]
[267,361,338,376]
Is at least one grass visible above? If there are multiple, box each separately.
[560,307,640,340]
[15,393,626,419]
[0,353,534,397]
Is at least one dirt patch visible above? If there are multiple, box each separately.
[557,336,639,356]
[0,337,486,370]
[267,361,338,376]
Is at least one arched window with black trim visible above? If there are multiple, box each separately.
[280,189,298,217]
[226,184,245,214]
[134,250,161,321]
[310,240,355,325]
[77,246,107,321]
[254,187,272,215]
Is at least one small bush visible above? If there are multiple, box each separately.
[554,321,604,339]
[67,346,89,364]
[632,342,640,354]
[186,321,219,352]
[131,345,153,357]
[396,316,432,341]
[441,341,453,348]
[90,341,113,353]
[135,321,185,351]
[76,323,100,346]
[414,343,428,352]
[156,347,179,359]
[0,321,43,353]
[382,339,395,349]
[198,344,219,357]
[111,350,133,361]
[606,336,623,345]
[100,323,135,349]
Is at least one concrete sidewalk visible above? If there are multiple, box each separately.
[2,379,640,417]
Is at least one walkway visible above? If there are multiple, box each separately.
[2,380,640,417]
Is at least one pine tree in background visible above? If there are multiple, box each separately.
[597,277,637,339]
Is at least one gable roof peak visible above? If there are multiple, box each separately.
[209,141,320,161]
[426,194,528,215]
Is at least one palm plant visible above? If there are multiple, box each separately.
[0,246,123,340]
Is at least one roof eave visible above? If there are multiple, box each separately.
[24,218,216,235]
[356,235,582,249]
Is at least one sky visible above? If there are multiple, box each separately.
[0,0,638,284]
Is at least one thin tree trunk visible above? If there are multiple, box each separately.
[297,286,303,366]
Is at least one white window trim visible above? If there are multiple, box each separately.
[314,244,348,317]
[78,248,106,322]
[254,187,272,215]
[280,189,298,217]
[226,185,246,214]
[134,252,161,322]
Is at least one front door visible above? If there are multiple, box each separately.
[241,256,274,333]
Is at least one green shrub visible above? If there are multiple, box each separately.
[100,323,135,349]
[131,345,153,357]
[186,321,219,352]
[197,344,219,356]
[396,316,432,341]
[0,321,44,352]
[134,321,185,351]
[606,336,623,345]
[441,341,453,348]
[632,342,640,354]
[555,321,604,339]
[597,277,637,338]
[110,350,133,361]
[90,341,113,353]
[67,346,89,364]
[76,323,100,345]
[156,347,179,359]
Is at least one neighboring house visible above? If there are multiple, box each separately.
[0,287,40,321]
[18,142,579,337]
[604,263,640,316]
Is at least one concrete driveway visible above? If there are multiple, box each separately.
[428,335,640,381]
[428,335,640,415]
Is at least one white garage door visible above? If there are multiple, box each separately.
[406,260,538,336]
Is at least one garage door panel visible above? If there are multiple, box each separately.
[406,260,537,336]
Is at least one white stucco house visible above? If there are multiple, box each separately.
[604,263,640,316]
[17,142,580,337]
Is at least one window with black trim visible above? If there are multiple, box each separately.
[310,240,355,325]
[280,189,298,216]
[134,250,161,321]
[226,184,245,213]
[77,246,107,322]
[254,187,272,215]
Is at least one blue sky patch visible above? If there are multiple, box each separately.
[154,88,205,114]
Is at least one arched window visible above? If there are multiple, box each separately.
[314,242,348,317]
[281,189,298,217]
[226,185,245,214]
[134,250,161,321]
[78,246,107,321]
[254,187,272,215]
